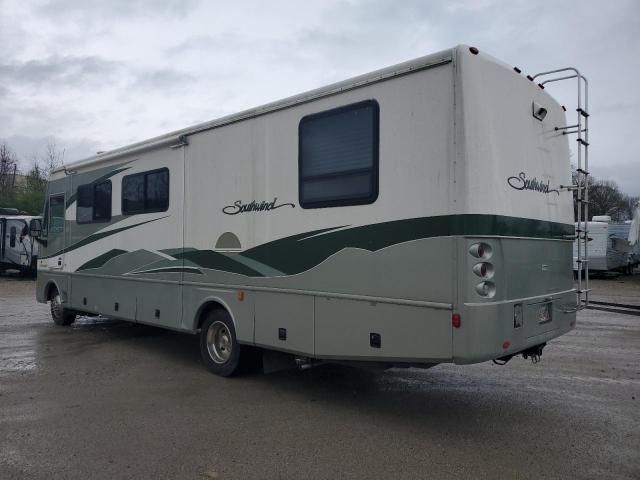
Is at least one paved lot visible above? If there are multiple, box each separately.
[0,275,638,479]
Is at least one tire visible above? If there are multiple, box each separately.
[50,287,76,326]
[199,309,258,377]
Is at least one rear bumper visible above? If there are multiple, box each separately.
[453,289,576,364]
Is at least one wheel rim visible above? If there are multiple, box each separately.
[51,293,63,319]
[206,321,233,364]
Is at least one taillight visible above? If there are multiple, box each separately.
[475,281,496,298]
[472,262,494,279]
[452,313,461,328]
[469,242,492,259]
[470,242,495,298]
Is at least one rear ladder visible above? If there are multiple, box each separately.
[532,68,590,309]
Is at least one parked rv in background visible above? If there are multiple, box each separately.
[0,214,41,276]
[573,212,640,274]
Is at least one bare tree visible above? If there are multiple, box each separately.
[0,142,19,204]
[571,173,636,222]
[43,139,64,174]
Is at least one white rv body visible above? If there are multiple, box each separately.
[573,221,630,272]
[36,46,577,371]
[0,215,40,275]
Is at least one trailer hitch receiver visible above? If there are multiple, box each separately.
[521,343,546,364]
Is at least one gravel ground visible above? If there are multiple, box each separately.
[0,275,638,479]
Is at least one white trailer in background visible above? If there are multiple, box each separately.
[34,45,585,376]
[573,215,639,274]
[0,215,41,275]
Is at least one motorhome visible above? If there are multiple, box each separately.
[34,45,582,376]
[0,214,41,276]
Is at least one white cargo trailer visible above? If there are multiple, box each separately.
[34,45,583,376]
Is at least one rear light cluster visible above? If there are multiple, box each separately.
[469,242,496,298]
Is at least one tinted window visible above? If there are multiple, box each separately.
[122,168,169,215]
[122,174,145,213]
[76,180,111,223]
[146,170,169,211]
[49,195,65,234]
[94,181,112,220]
[299,100,379,208]
[76,184,94,223]
[9,226,16,247]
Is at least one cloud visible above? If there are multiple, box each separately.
[592,162,640,197]
[0,56,121,87]
[131,69,196,91]
[165,34,247,57]
[38,0,202,20]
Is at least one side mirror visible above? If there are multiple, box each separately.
[29,218,43,238]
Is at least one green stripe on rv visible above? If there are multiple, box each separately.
[236,214,574,276]
[43,216,168,259]
[71,214,573,278]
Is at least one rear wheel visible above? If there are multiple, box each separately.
[199,309,258,377]
[50,287,76,326]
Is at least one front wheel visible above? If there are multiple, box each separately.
[50,287,76,326]
[199,309,258,377]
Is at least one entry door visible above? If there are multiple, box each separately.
[45,194,66,270]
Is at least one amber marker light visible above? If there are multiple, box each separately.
[236,291,245,301]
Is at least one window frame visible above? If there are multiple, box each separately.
[121,167,170,216]
[298,99,380,209]
[76,180,112,224]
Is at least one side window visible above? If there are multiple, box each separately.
[145,170,169,211]
[9,226,16,247]
[122,174,145,213]
[49,195,65,234]
[94,181,112,221]
[76,180,112,223]
[76,184,94,223]
[299,100,379,209]
[122,168,169,215]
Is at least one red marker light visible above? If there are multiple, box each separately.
[452,313,461,328]
[469,46,479,55]
[502,340,511,349]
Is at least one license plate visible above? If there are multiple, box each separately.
[537,303,552,324]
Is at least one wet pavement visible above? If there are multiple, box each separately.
[0,275,638,479]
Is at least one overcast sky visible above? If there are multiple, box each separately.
[1,0,638,195]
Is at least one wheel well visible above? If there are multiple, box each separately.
[45,281,59,301]
[195,301,228,331]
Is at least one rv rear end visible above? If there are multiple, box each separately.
[451,47,576,364]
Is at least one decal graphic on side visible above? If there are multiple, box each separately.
[222,198,295,215]
[507,172,560,195]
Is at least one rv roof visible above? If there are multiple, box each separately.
[55,46,459,174]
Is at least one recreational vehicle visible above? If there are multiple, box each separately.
[34,46,582,376]
[573,216,637,274]
[0,214,40,276]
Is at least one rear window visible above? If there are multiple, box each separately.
[299,100,379,209]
